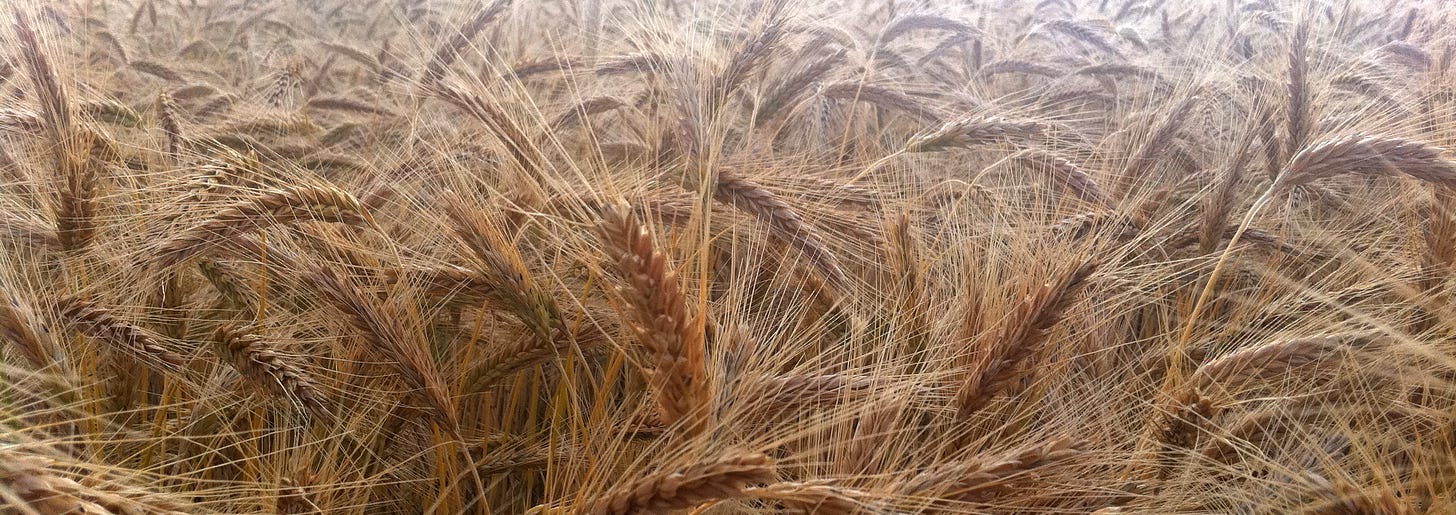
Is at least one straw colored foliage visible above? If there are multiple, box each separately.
[1,0,1455,513]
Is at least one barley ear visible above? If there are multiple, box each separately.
[597,202,710,435]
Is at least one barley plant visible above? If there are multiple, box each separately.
[1,0,1455,513]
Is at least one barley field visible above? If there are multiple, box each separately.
[0,0,1453,513]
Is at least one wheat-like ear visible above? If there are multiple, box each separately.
[0,287,63,372]
[919,31,977,65]
[55,129,107,252]
[714,170,849,290]
[1330,71,1403,112]
[885,212,929,358]
[1196,403,1297,466]
[1420,189,1456,302]
[586,452,773,515]
[306,266,459,433]
[755,48,846,126]
[895,436,1086,501]
[1190,333,1382,392]
[0,453,108,514]
[1123,94,1199,185]
[594,52,668,77]
[421,0,513,85]
[0,214,42,249]
[155,91,181,156]
[154,184,372,268]
[1275,135,1456,192]
[468,433,570,475]
[440,191,557,339]
[193,93,235,119]
[276,472,320,514]
[80,99,141,128]
[820,81,939,122]
[1285,21,1310,155]
[431,83,543,177]
[175,38,215,59]
[1041,19,1121,57]
[459,332,578,395]
[130,60,184,82]
[1154,388,1217,480]
[220,113,322,137]
[904,116,1046,152]
[16,12,99,253]
[551,96,626,131]
[1199,115,1260,253]
[745,373,932,413]
[957,261,1094,417]
[1012,149,1107,206]
[1074,63,1161,81]
[318,121,363,148]
[14,12,70,143]
[0,140,23,180]
[977,59,1064,79]
[745,481,872,514]
[385,265,495,302]
[712,18,788,101]
[93,30,129,65]
[442,192,588,395]
[1302,478,1411,515]
[1380,41,1431,71]
[126,0,154,34]
[786,175,882,208]
[502,55,580,81]
[261,63,301,109]
[306,96,395,117]
[1153,332,1383,480]
[197,258,258,313]
[0,446,192,514]
[880,13,978,44]
[211,323,325,415]
[597,202,709,434]
[320,41,381,71]
[57,296,185,369]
